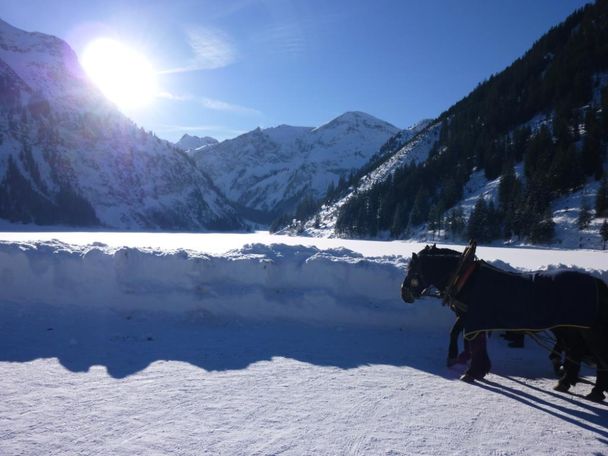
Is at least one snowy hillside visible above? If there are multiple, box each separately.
[191,111,401,220]
[442,164,608,249]
[1,233,607,454]
[175,134,218,152]
[0,19,240,230]
[298,121,441,236]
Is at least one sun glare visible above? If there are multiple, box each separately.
[81,38,158,111]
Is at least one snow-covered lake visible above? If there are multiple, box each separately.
[0,230,605,269]
[1,231,607,454]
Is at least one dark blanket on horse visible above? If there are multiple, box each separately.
[459,264,601,336]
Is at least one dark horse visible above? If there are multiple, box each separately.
[401,243,608,402]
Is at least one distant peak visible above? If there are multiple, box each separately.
[313,111,399,133]
[175,134,218,150]
[334,111,374,121]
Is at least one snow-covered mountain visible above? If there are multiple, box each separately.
[175,134,218,152]
[297,121,440,235]
[192,111,402,220]
[0,19,240,230]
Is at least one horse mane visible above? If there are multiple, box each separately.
[418,245,462,256]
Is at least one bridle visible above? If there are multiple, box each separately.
[401,255,439,302]
[402,242,478,305]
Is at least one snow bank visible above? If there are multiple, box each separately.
[0,241,452,329]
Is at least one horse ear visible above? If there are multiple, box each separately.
[412,252,418,260]
[432,243,436,249]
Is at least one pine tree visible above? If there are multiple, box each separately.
[596,178,608,218]
[529,209,555,244]
[581,109,603,179]
[408,188,430,228]
[578,200,592,230]
[467,197,500,243]
[601,220,608,250]
[390,203,407,237]
[549,143,584,194]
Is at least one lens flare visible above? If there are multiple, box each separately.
[81,38,158,111]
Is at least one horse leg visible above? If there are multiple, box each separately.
[583,281,608,402]
[549,339,564,377]
[447,316,466,367]
[554,329,584,393]
[461,332,491,382]
[581,328,608,402]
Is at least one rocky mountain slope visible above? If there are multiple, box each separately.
[0,18,240,230]
[175,134,218,152]
[191,112,405,222]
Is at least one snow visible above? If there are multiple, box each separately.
[191,112,401,214]
[0,19,238,231]
[442,165,608,250]
[300,122,442,236]
[1,232,607,454]
[174,134,218,151]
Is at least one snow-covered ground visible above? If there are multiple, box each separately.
[1,232,607,455]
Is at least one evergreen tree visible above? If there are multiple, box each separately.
[596,178,608,217]
[408,188,430,228]
[446,206,466,240]
[581,109,603,179]
[428,204,444,240]
[578,200,592,230]
[529,209,555,243]
[601,219,608,250]
[467,197,500,243]
[548,143,584,194]
[390,202,409,238]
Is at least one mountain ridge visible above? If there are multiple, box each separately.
[0,18,241,230]
[191,111,403,222]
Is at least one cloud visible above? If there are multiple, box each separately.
[160,27,237,74]
[158,91,261,116]
[254,23,306,57]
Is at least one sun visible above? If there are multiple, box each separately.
[81,38,158,111]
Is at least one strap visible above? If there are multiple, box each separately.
[442,241,477,306]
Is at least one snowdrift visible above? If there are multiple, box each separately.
[0,241,453,329]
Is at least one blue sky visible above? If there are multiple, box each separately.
[2,0,592,142]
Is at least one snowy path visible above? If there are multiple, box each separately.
[1,303,607,455]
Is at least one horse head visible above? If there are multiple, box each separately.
[400,244,463,304]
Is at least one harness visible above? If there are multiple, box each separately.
[442,241,478,314]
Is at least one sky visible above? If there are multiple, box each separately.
[1,0,593,142]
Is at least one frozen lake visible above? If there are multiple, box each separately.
[0,230,605,271]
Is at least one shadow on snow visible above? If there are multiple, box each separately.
[1,300,607,441]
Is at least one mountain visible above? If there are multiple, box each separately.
[302,0,608,247]
[175,134,218,151]
[191,111,401,222]
[0,19,240,230]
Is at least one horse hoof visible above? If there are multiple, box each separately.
[551,361,563,377]
[460,374,476,383]
[586,390,605,403]
[553,382,570,393]
[447,358,458,367]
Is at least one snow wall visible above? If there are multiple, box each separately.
[0,241,454,329]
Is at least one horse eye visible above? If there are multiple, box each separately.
[410,278,419,288]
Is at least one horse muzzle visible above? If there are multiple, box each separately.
[401,284,416,304]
